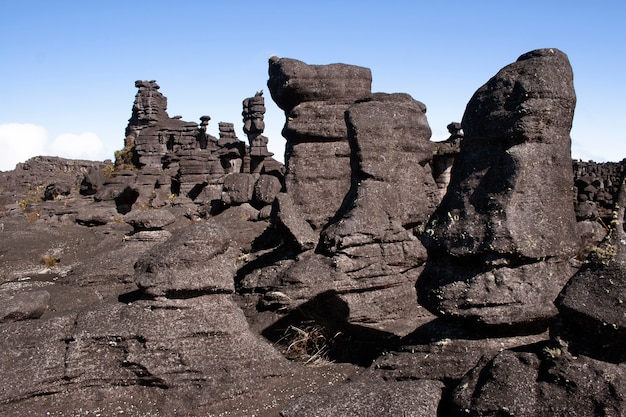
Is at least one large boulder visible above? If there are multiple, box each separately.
[223,173,257,205]
[124,208,176,230]
[253,174,282,206]
[134,220,239,297]
[267,57,372,113]
[417,48,579,327]
[450,344,626,417]
[554,175,626,362]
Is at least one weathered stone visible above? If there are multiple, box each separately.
[268,57,371,231]
[5,52,623,416]
[0,315,75,402]
[417,48,579,326]
[432,123,463,198]
[575,200,599,220]
[554,176,626,362]
[281,380,443,417]
[282,102,355,142]
[573,160,625,223]
[267,56,372,112]
[124,229,172,242]
[43,183,71,201]
[253,174,282,206]
[283,140,352,229]
[124,208,176,230]
[576,219,607,252]
[321,93,439,257]
[223,173,256,205]
[75,206,119,226]
[272,193,318,252]
[105,80,285,217]
[450,344,626,417]
[258,204,273,220]
[243,91,275,174]
[369,322,548,382]
[0,290,50,323]
[134,220,238,297]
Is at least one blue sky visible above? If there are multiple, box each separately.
[1,1,624,171]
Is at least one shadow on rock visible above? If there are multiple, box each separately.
[262,291,400,366]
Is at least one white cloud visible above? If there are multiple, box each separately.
[48,132,106,161]
[0,124,109,171]
[0,123,49,171]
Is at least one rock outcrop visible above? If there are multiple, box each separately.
[89,81,284,217]
[450,345,626,417]
[431,122,463,198]
[1,50,624,416]
[417,48,580,327]
[320,93,439,266]
[240,90,440,335]
[268,56,372,230]
[449,197,626,416]
[554,172,626,363]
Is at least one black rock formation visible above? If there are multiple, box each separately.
[417,48,580,327]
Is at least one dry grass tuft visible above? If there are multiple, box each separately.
[40,254,59,267]
[275,321,342,364]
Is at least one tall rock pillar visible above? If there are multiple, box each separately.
[267,57,372,230]
[417,49,580,327]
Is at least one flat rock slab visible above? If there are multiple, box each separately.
[134,220,239,297]
[124,209,176,230]
[281,380,444,417]
[0,290,50,323]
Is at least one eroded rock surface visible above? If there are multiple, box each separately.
[417,48,580,327]
[241,91,440,335]
[0,50,622,416]
[268,56,372,230]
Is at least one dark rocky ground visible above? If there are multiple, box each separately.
[0,179,361,416]
[0,49,625,416]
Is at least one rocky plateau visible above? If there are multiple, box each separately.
[0,49,624,416]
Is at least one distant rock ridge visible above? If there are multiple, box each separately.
[90,81,285,218]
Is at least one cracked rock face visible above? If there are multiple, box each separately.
[267,56,372,230]
[320,93,440,271]
[416,49,579,327]
[134,220,239,297]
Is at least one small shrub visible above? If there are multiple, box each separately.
[114,135,140,170]
[275,321,342,364]
[40,254,59,267]
[19,197,42,211]
[102,164,116,178]
[24,209,41,222]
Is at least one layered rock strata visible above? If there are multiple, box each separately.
[241,91,440,334]
[268,56,372,230]
[91,81,284,216]
[417,49,580,327]
[448,189,626,415]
